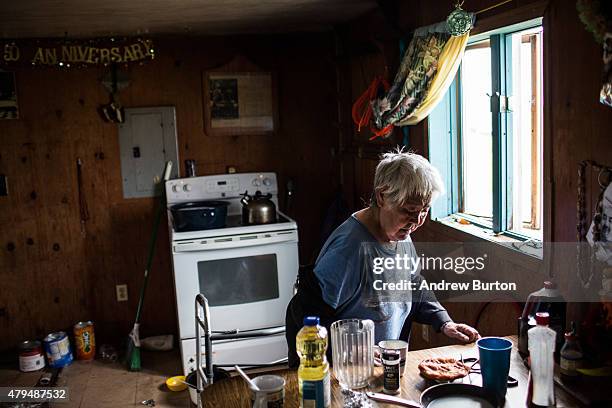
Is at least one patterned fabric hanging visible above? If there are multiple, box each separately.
[352,9,474,140]
[372,32,450,131]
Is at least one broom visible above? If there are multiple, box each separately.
[127,161,173,371]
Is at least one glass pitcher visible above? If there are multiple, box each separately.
[330,319,374,389]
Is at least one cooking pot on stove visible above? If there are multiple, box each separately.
[241,190,276,225]
[170,201,229,232]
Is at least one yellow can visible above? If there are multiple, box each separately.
[73,321,96,360]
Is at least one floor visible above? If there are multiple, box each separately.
[0,350,192,407]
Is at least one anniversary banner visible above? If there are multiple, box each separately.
[1,37,155,68]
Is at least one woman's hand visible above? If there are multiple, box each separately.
[442,322,480,343]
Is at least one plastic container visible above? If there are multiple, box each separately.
[166,375,187,392]
[518,281,566,359]
[528,312,556,407]
[297,316,330,408]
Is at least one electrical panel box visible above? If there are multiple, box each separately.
[119,106,179,198]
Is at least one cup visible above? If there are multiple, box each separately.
[330,319,374,389]
[249,375,285,408]
[477,337,512,401]
[375,340,408,376]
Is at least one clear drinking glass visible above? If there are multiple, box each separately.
[330,319,374,389]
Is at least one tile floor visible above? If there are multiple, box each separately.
[0,351,192,407]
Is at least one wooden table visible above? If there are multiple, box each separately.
[199,336,578,407]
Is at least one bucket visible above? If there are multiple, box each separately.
[185,371,199,405]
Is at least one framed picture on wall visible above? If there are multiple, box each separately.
[203,55,277,136]
[0,70,18,119]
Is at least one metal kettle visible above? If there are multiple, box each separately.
[241,190,276,225]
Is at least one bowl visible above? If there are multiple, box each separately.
[166,375,187,392]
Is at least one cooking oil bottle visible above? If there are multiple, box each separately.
[297,316,330,407]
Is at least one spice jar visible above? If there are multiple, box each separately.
[382,349,401,394]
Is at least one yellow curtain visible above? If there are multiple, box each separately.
[397,32,469,126]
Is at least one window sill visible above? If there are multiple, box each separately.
[433,216,544,260]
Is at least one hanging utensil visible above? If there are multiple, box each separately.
[76,158,89,236]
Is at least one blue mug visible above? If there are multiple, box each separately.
[477,337,512,401]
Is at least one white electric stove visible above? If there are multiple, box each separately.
[166,172,299,376]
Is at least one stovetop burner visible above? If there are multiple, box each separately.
[223,213,291,228]
[170,210,297,242]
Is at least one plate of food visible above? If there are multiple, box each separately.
[418,357,470,382]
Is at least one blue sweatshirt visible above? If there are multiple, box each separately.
[314,214,451,344]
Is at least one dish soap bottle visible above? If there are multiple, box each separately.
[297,316,330,408]
[528,312,556,407]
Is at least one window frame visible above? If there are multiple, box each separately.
[428,17,543,241]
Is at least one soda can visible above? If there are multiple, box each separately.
[74,321,96,360]
[43,331,73,368]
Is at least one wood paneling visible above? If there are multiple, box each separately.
[0,33,340,350]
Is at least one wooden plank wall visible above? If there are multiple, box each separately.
[340,0,612,349]
[0,33,341,350]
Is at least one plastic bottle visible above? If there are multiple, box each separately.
[559,322,583,382]
[297,316,330,408]
[528,312,556,407]
[518,281,566,359]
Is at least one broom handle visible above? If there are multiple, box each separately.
[134,161,173,324]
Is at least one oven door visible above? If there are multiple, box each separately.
[172,229,298,340]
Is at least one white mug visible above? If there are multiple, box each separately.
[374,340,408,376]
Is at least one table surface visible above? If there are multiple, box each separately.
[199,335,578,407]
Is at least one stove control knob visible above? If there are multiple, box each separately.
[263,177,272,186]
[183,184,192,192]
[171,184,180,193]
[252,179,261,187]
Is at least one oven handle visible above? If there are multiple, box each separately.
[174,231,298,252]
[210,326,285,341]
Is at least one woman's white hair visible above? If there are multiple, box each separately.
[371,148,445,207]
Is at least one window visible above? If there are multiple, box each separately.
[429,18,543,241]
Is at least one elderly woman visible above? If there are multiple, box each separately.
[285,150,479,367]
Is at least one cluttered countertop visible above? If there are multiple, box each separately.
[194,335,579,408]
